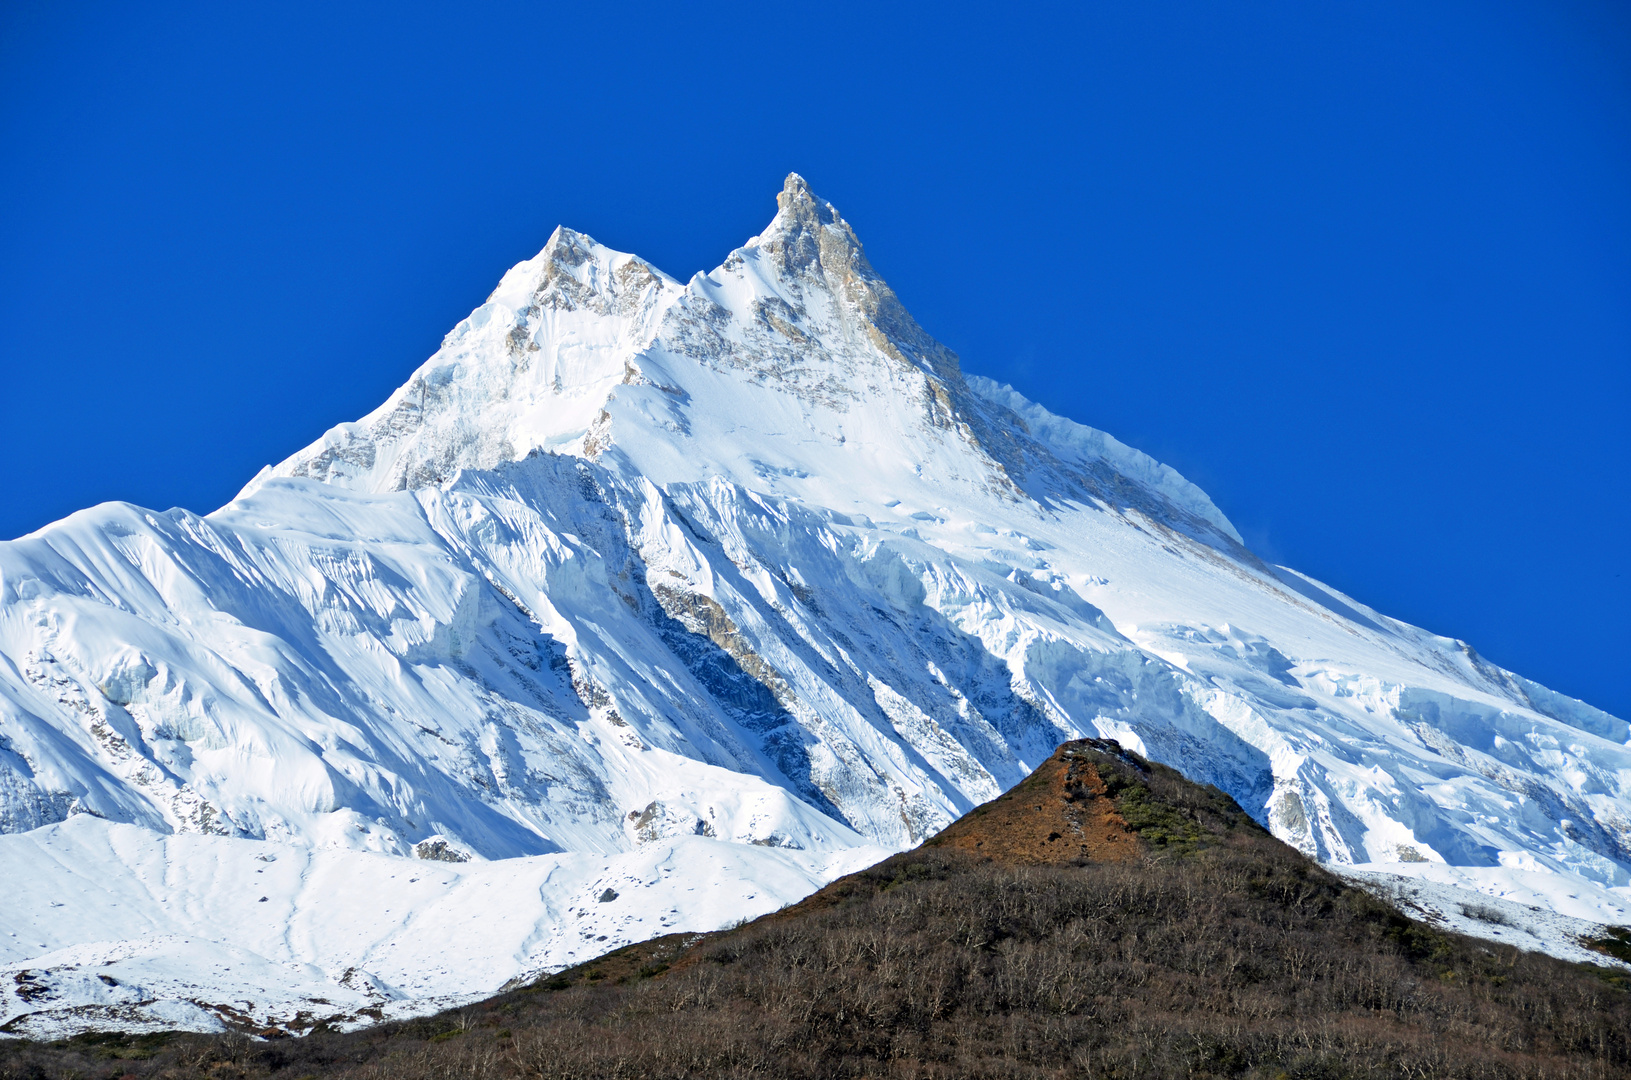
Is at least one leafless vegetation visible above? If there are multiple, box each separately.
[5,743,1628,1079]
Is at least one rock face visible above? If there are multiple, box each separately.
[0,174,1627,1032]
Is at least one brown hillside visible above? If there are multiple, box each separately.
[4,740,1629,1080]
[925,740,1142,864]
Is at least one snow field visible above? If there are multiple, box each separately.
[0,815,885,1038]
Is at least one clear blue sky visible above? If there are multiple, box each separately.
[2,1,1627,717]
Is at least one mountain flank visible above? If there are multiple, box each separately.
[5,175,1628,1028]
[5,740,1628,1080]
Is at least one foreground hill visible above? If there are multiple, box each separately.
[5,740,1627,1079]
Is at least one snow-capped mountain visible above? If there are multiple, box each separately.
[2,174,1626,1035]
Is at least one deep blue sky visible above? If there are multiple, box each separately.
[2,2,1627,717]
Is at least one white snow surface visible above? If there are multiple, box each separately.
[2,174,1627,1033]
[0,815,881,1038]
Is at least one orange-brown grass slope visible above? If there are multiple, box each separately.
[926,740,1143,864]
[6,740,1630,1080]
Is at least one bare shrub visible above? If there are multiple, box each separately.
[1461,902,1513,926]
[5,746,1628,1079]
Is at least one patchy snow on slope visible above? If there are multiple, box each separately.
[1,174,1626,1034]
[1342,862,1631,972]
[0,815,884,1038]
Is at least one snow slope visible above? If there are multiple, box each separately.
[2,174,1626,1033]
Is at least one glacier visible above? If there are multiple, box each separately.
[1,173,1627,1036]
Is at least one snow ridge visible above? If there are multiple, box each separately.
[1,174,1626,1035]
[964,376,1243,544]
